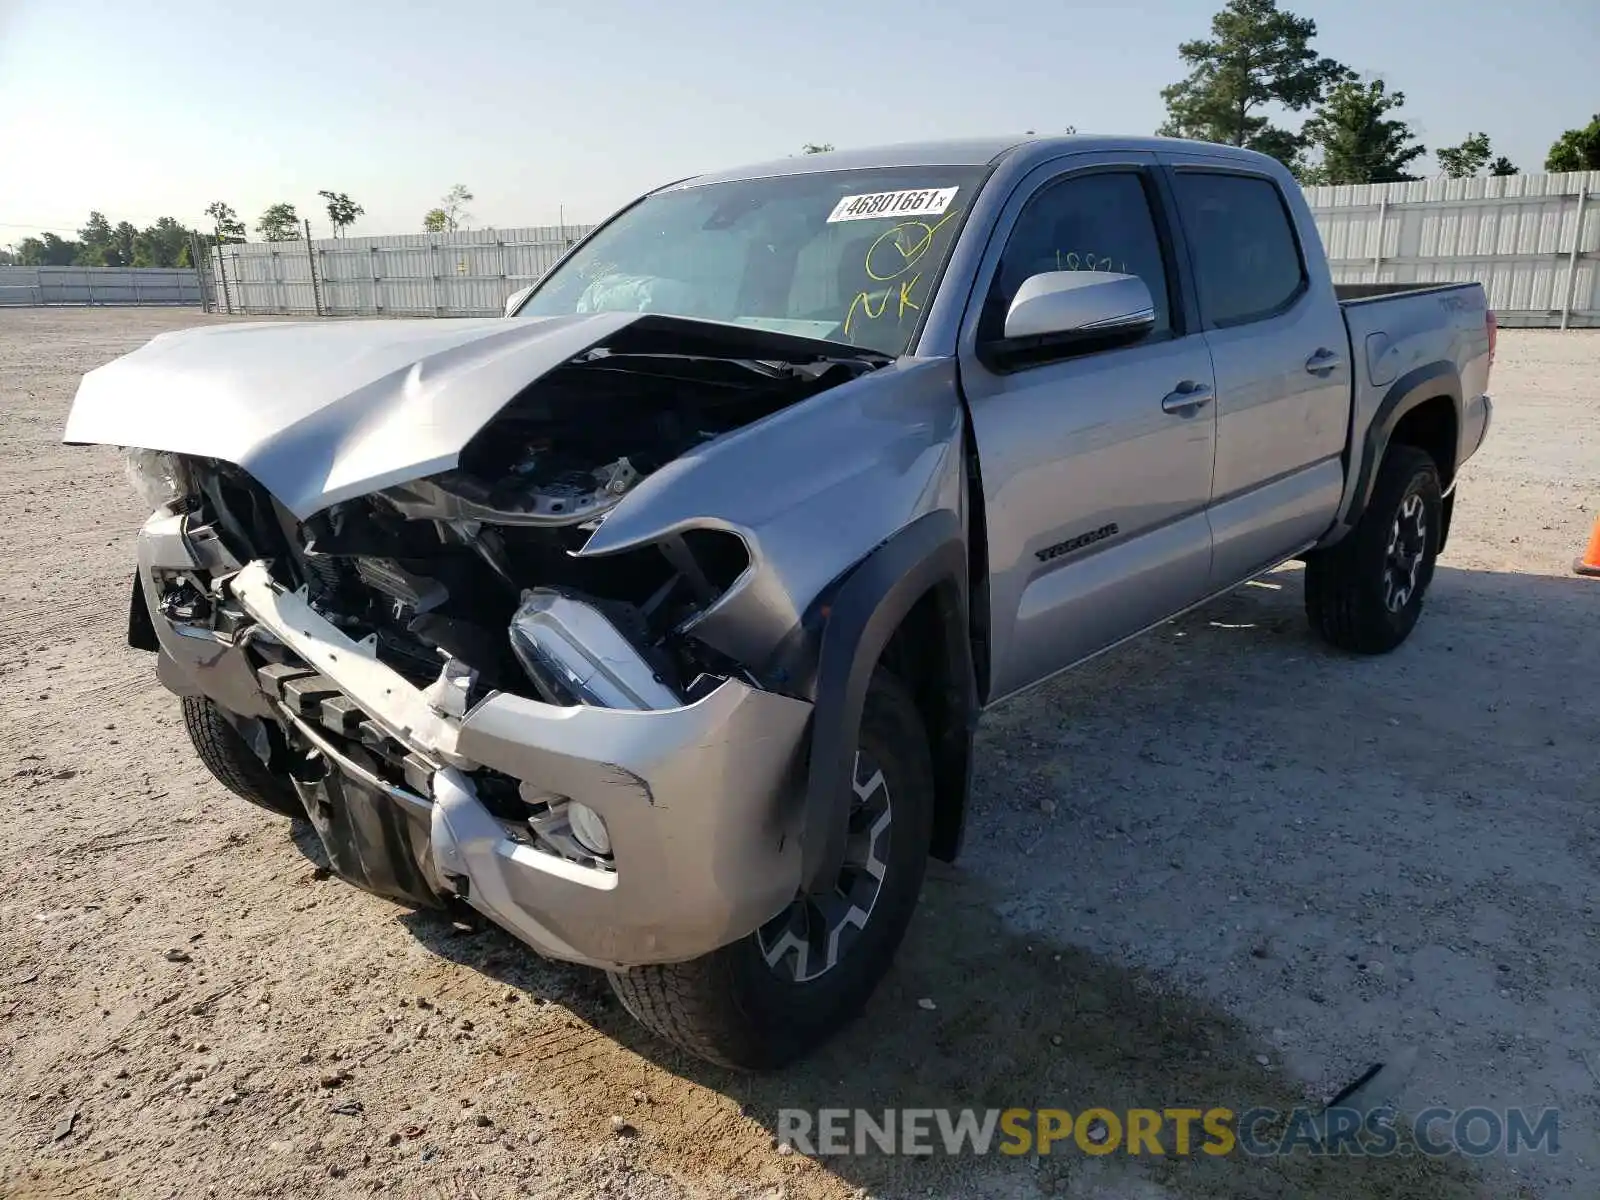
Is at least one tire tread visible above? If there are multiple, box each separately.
[181,697,304,819]
[1305,445,1439,654]
[607,668,932,1069]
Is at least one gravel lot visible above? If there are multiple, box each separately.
[1,308,1595,1200]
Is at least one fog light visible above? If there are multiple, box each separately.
[567,802,612,858]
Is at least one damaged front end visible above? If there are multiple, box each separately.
[89,313,967,969]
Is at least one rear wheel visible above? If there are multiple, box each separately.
[181,697,304,819]
[1305,445,1442,654]
[607,668,933,1069]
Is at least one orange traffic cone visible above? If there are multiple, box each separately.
[1576,515,1600,578]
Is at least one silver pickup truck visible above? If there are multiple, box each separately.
[65,135,1493,1068]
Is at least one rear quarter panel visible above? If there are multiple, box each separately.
[1329,282,1491,537]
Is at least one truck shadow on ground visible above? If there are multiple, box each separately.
[404,873,1509,1199]
[383,561,1585,1198]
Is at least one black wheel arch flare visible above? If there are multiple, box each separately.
[1349,361,1464,526]
[796,509,979,895]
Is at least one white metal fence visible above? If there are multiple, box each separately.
[0,265,204,307]
[201,171,1600,328]
[207,225,598,318]
[1305,170,1600,329]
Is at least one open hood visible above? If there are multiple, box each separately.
[62,312,886,519]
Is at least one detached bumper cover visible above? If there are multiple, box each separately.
[143,519,814,970]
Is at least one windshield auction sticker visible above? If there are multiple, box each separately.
[827,187,960,223]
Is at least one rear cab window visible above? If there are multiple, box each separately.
[1170,172,1307,327]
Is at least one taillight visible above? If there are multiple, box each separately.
[1486,309,1498,373]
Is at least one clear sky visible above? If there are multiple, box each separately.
[1,0,1595,243]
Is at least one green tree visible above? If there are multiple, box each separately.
[317,190,364,238]
[132,218,193,268]
[1298,77,1425,185]
[204,201,246,243]
[801,142,834,155]
[19,233,83,266]
[1489,155,1519,176]
[438,184,473,231]
[75,211,115,264]
[1545,114,1600,172]
[422,208,448,233]
[113,221,138,266]
[255,203,301,242]
[1437,132,1492,179]
[1158,0,1346,169]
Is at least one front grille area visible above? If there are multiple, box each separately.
[255,661,435,799]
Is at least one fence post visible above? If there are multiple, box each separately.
[1370,195,1387,284]
[1560,186,1589,332]
[216,232,234,314]
[303,218,322,316]
[431,240,444,317]
[189,233,209,311]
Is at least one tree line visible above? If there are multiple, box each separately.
[2,192,367,268]
[1153,0,1599,185]
[8,5,1600,268]
[800,1,1598,186]
[0,183,493,266]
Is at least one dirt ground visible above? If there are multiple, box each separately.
[0,307,1595,1200]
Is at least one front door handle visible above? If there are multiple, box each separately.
[1305,348,1344,375]
[1161,382,1214,414]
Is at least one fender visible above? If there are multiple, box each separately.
[798,509,978,894]
[1331,361,1462,543]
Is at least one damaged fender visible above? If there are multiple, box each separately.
[577,356,968,675]
[573,357,977,888]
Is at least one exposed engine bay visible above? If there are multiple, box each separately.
[179,341,887,717]
[86,304,967,979]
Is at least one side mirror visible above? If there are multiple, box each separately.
[1002,270,1154,345]
[503,285,535,317]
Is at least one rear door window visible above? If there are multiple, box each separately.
[1171,172,1306,327]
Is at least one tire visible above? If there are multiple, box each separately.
[1305,445,1442,654]
[181,696,305,819]
[608,668,934,1069]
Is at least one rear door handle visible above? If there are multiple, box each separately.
[1305,348,1344,375]
[1161,382,1214,414]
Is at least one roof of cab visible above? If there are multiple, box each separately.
[665,135,1280,191]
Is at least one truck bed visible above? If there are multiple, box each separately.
[1335,281,1474,304]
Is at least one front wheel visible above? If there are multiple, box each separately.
[1304,445,1442,654]
[181,697,305,819]
[607,668,933,1069]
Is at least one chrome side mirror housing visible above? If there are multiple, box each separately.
[1003,271,1155,342]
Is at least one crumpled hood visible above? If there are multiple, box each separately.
[62,312,646,519]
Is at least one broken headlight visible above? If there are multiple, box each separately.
[508,589,681,710]
[124,448,193,512]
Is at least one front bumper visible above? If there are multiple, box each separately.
[140,511,814,970]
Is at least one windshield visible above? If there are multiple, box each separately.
[520,167,987,356]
